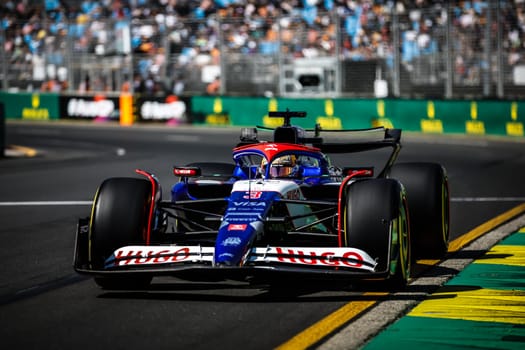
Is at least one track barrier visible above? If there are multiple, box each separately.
[0,92,523,138]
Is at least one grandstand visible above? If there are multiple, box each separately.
[1,0,524,99]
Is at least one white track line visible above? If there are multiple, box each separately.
[451,197,525,202]
[0,201,92,206]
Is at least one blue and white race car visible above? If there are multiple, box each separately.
[74,111,450,290]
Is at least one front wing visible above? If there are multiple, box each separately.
[74,243,387,280]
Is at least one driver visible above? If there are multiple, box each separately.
[261,155,298,178]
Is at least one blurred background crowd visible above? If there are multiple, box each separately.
[1,1,525,98]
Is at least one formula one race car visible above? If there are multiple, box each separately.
[74,110,450,290]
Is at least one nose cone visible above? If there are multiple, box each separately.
[214,222,260,266]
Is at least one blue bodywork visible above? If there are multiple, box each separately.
[214,191,278,265]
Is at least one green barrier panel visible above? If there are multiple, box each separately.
[191,96,376,130]
[384,99,525,136]
[191,96,324,128]
[0,92,60,120]
[191,96,524,138]
[367,99,420,131]
[475,100,525,136]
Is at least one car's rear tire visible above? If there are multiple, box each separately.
[89,177,153,289]
[388,162,449,260]
[343,179,411,289]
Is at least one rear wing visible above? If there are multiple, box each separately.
[255,110,401,146]
[312,127,401,153]
[312,128,401,178]
[248,110,402,177]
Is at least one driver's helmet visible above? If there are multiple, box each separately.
[266,154,297,178]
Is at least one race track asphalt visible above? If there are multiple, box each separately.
[2,121,525,349]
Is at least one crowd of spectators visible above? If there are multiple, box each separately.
[1,0,525,93]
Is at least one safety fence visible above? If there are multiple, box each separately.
[1,2,525,99]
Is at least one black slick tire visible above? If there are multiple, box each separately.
[343,179,411,289]
[388,162,450,260]
[89,177,153,289]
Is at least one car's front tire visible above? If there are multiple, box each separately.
[343,179,411,289]
[89,177,153,289]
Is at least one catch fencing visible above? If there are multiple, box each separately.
[1,2,524,99]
